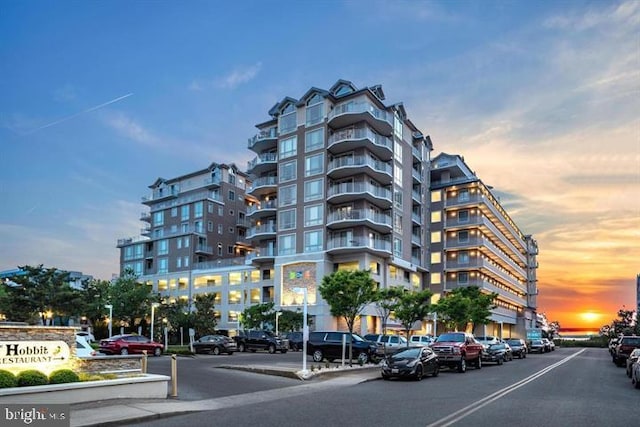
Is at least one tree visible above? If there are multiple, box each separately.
[192,293,218,337]
[241,302,275,330]
[319,269,377,365]
[434,292,471,332]
[105,268,155,332]
[392,289,433,346]
[461,286,497,332]
[611,308,638,336]
[434,286,497,333]
[272,309,304,333]
[373,287,404,335]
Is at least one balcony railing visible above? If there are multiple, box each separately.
[247,127,278,149]
[247,200,278,215]
[327,126,392,152]
[249,176,278,190]
[247,153,277,171]
[327,236,392,252]
[327,210,392,227]
[327,155,392,175]
[247,223,277,238]
[327,181,391,201]
[328,101,393,126]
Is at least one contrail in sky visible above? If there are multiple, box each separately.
[24,93,134,134]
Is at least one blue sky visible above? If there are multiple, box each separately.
[1,0,638,327]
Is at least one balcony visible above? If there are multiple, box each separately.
[141,188,178,205]
[204,176,221,188]
[326,210,392,234]
[247,127,278,152]
[412,167,423,183]
[246,199,278,219]
[411,233,422,246]
[327,155,392,184]
[116,235,149,248]
[247,152,277,175]
[141,226,151,236]
[245,245,277,264]
[195,244,213,255]
[246,223,277,240]
[328,101,393,136]
[326,236,392,257]
[248,176,278,198]
[411,212,422,225]
[327,182,392,209]
[412,189,421,203]
[327,126,393,161]
[140,212,151,222]
[412,146,422,161]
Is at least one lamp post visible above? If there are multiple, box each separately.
[151,303,160,342]
[292,287,308,373]
[275,311,283,336]
[104,304,113,338]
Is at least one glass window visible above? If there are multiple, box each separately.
[458,210,469,223]
[430,273,441,285]
[431,252,441,264]
[158,258,168,274]
[458,251,469,264]
[218,224,223,234]
[177,239,182,249]
[394,190,403,209]
[228,190,235,201]
[124,246,133,261]
[279,104,297,135]
[304,204,323,226]
[458,231,469,243]
[458,189,469,202]
[279,209,296,230]
[394,114,403,140]
[171,207,178,217]
[154,211,164,226]
[279,135,297,159]
[305,153,323,176]
[279,160,297,182]
[431,211,441,223]
[278,234,296,255]
[304,230,323,252]
[194,201,203,218]
[394,140,402,162]
[181,205,189,221]
[457,272,469,284]
[306,102,323,126]
[431,231,441,244]
[394,213,402,233]
[305,128,324,152]
[218,206,223,216]
[158,239,168,255]
[134,244,143,258]
[279,184,296,207]
[431,190,441,203]
[393,238,402,257]
[229,272,242,285]
[394,164,403,186]
[304,179,323,201]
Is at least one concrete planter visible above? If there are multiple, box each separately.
[0,374,170,404]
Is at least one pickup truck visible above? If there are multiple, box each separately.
[430,332,484,373]
[234,330,289,354]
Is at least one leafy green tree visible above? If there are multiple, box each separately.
[105,268,155,332]
[373,287,404,335]
[434,286,497,333]
[271,309,305,334]
[241,302,275,330]
[392,289,433,346]
[460,286,497,332]
[611,308,638,335]
[192,293,218,337]
[319,269,377,365]
[434,291,471,332]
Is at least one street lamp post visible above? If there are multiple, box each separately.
[104,304,113,338]
[292,287,308,373]
[151,303,160,342]
[275,311,283,337]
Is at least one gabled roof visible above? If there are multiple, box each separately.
[393,103,407,120]
[329,79,358,97]
[368,84,386,101]
[296,87,330,107]
[268,97,298,116]
[149,177,167,189]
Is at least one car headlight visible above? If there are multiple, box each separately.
[452,347,461,354]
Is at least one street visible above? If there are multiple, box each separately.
[132,347,640,426]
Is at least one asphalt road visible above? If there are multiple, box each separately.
[135,347,640,427]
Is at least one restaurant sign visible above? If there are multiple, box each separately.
[0,341,71,368]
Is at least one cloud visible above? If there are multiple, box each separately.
[104,111,159,146]
[189,62,263,91]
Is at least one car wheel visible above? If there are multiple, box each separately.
[281,349,288,354]
[213,346,221,355]
[268,344,276,354]
[458,358,467,373]
[312,349,323,362]
[238,343,245,352]
[153,347,162,357]
[432,364,440,377]
[357,352,369,364]
[415,364,423,381]
[120,348,129,355]
[475,356,482,369]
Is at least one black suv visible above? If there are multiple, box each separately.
[307,331,382,364]
[613,336,640,366]
[504,338,527,359]
[234,330,289,354]
[286,332,303,351]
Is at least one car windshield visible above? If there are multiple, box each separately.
[623,338,640,346]
[391,348,421,359]
[436,333,465,342]
[352,334,365,342]
[531,340,543,345]
[506,340,521,345]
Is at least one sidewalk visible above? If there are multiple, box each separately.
[70,364,381,426]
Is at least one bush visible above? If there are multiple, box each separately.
[0,370,17,388]
[16,369,49,387]
[78,372,117,382]
[49,369,80,384]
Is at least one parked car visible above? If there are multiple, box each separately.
[625,348,640,378]
[364,334,409,353]
[193,335,236,355]
[234,330,288,354]
[76,330,95,343]
[75,335,96,357]
[307,331,382,364]
[504,338,527,359]
[614,336,640,367]
[99,334,163,356]
[409,335,435,347]
[431,332,483,373]
[475,336,500,348]
[482,342,509,365]
[609,337,620,356]
[529,339,546,353]
[632,360,640,389]
[381,346,439,380]
[286,332,303,351]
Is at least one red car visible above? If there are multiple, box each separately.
[99,334,163,356]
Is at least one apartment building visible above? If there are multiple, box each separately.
[119,80,434,334]
[429,153,539,338]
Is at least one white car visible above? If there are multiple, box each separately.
[409,335,435,347]
[76,330,95,343]
[76,335,97,357]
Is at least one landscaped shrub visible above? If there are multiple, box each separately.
[49,369,80,384]
[16,369,49,387]
[0,370,18,388]
[78,372,117,382]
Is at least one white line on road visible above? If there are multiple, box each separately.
[426,349,587,427]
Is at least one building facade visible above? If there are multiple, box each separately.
[429,153,538,338]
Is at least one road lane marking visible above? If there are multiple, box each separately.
[426,349,586,427]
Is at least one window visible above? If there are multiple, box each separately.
[458,210,469,223]
[305,153,323,176]
[304,178,323,201]
[218,206,223,216]
[305,128,324,151]
[431,252,441,264]
[208,203,214,213]
[134,262,143,276]
[158,239,168,255]
[393,213,402,233]
[171,207,178,217]
[124,246,133,261]
[278,234,296,255]
[458,251,469,264]
[279,104,296,134]
[394,190,403,209]
[279,209,296,230]
[279,160,297,182]
[181,205,189,221]
[306,94,324,126]
[194,201,203,218]
[458,231,469,243]
[279,135,297,159]
[431,231,441,244]
[228,190,235,201]
[279,184,296,206]
[158,258,168,274]
[134,244,143,258]
[394,114,403,140]
[181,223,188,233]
[458,189,469,202]
[194,221,203,233]
[177,239,182,249]
[430,273,441,285]
[431,190,441,203]
[154,211,164,226]
[393,238,402,257]
[394,164,403,186]
[184,237,190,247]
[218,224,223,234]
[394,140,402,162]
[457,272,469,284]
[304,204,323,226]
[431,211,441,223]
[208,221,213,232]
[177,257,182,268]
[304,230,323,252]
